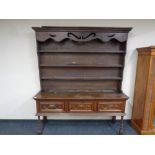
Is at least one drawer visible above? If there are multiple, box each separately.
[39,101,65,113]
[69,101,94,112]
[98,101,125,112]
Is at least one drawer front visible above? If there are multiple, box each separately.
[98,101,125,112]
[69,101,94,112]
[39,101,65,112]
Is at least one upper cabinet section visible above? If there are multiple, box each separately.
[32,26,132,93]
[32,27,132,43]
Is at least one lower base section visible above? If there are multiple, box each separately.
[131,120,155,135]
[37,115,125,135]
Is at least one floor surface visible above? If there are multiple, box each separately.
[0,120,137,135]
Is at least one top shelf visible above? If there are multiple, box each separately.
[38,50,125,54]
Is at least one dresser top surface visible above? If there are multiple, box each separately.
[34,92,128,100]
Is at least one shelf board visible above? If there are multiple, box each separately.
[42,89,122,93]
[38,50,125,54]
[39,64,123,68]
[41,77,122,80]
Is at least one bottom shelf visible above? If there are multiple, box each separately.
[46,89,122,93]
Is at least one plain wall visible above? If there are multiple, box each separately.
[0,19,155,119]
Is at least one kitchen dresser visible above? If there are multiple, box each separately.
[32,26,132,134]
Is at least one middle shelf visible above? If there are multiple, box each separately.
[40,77,122,80]
[39,64,123,68]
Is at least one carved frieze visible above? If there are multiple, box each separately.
[35,32,128,42]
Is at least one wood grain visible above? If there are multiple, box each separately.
[131,46,155,134]
[32,27,131,134]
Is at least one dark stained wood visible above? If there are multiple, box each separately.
[131,46,155,134]
[33,26,131,134]
[32,26,132,32]
[36,112,126,117]
[39,50,125,53]
[98,101,125,112]
[33,31,128,42]
[39,101,65,113]
[39,64,123,68]
[41,80,121,93]
[112,116,116,123]
[119,116,124,134]
[40,67,122,79]
[69,101,95,112]
[39,53,124,67]
[39,39,126,53]
[34,92,128,100]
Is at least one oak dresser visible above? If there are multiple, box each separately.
[32,26,132,134]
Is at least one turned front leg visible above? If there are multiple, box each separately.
[112,116,116,123]
[119,116,124,135]
[44,116,47,122]
[37,116,44,135]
